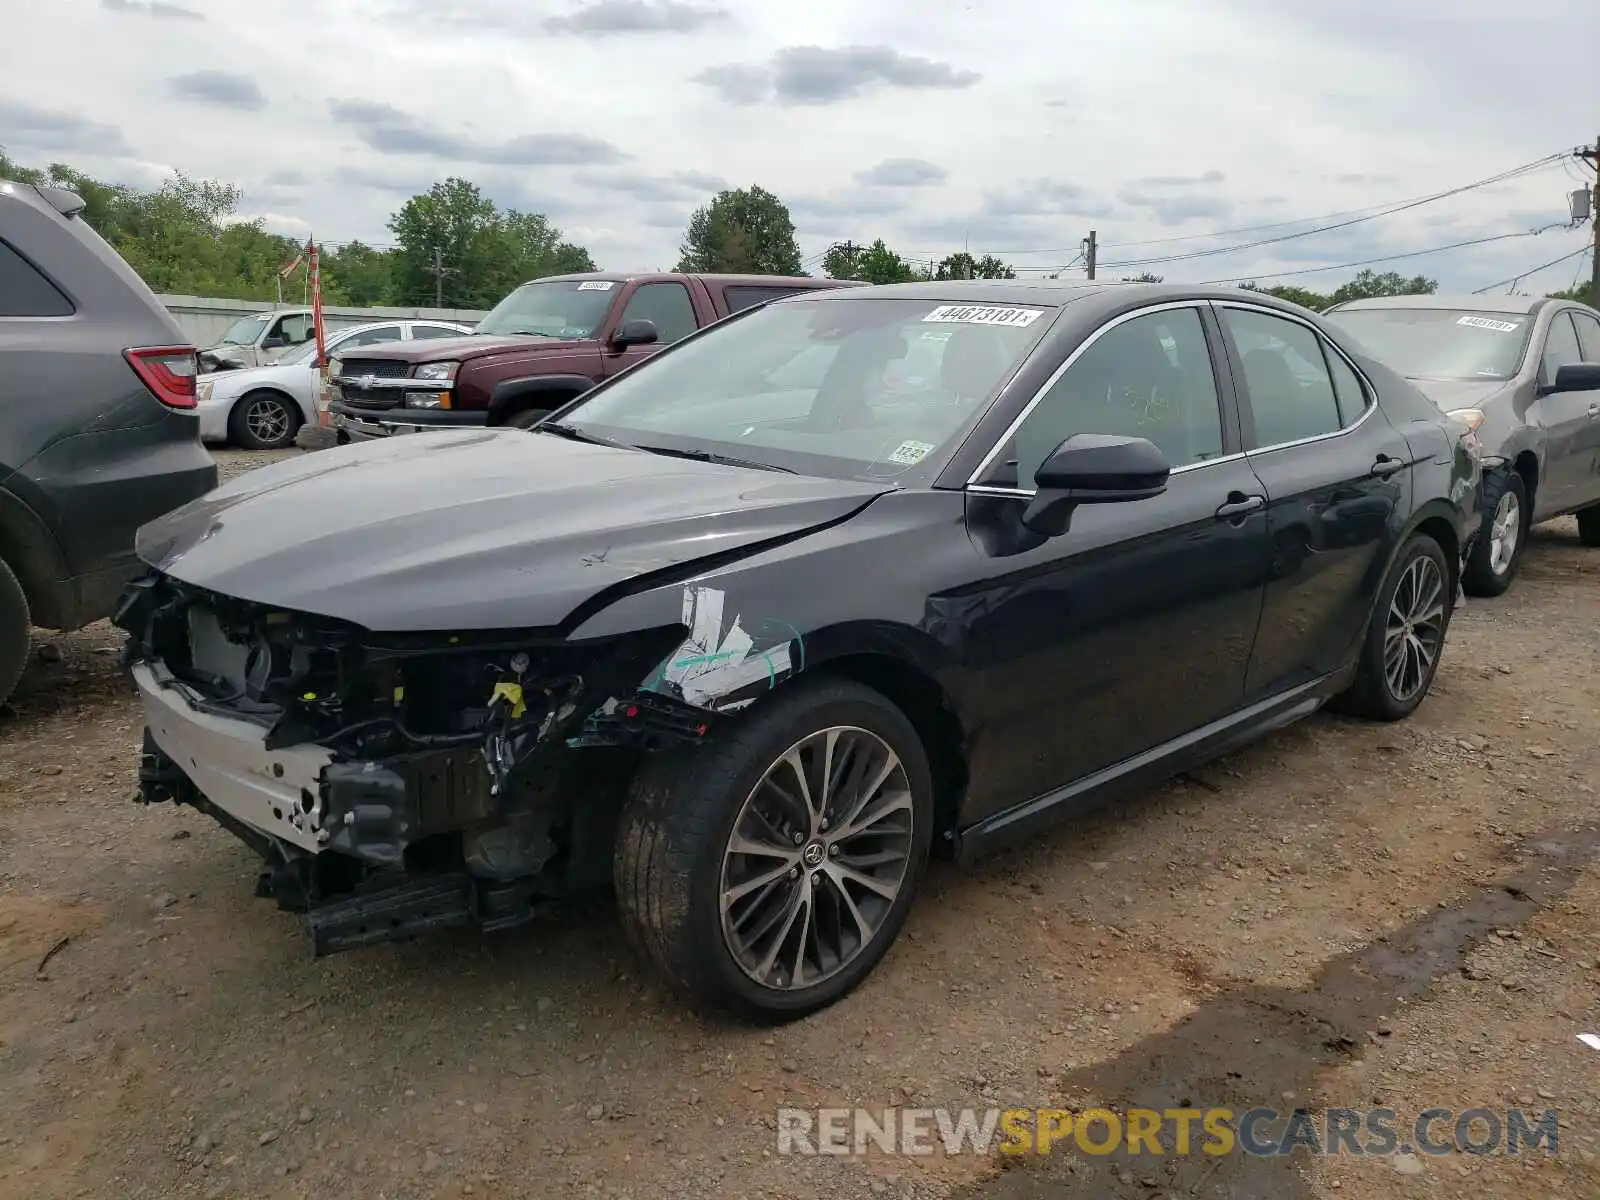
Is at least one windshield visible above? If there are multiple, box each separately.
[1325,307,1533,381]
[217,313,272,345]
[475,280,619,338]
[555,296,1054,481]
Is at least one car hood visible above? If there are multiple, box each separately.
[334,333,580,364]
[1404,377,1515,409]
[134,429,891,632]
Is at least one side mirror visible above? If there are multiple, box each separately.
[610,319,658,349]
[260,335,288,350]
[1021,433,1170,537]
[1544,361,1600,395]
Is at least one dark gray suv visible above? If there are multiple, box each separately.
[0,179,217,706]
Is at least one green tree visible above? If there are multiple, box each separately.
[1121,272,1163,283]
[935,252,1016,280]
[1326,269,1436,306]
[822,238,922,284]
[1549,282,1597,307]
[1239,282,1333,310]
[675,186,803,275]
[388,180,596,308]
[323,241,399,306]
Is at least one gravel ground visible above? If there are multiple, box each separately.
[1,447,1597,1199]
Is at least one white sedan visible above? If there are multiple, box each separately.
[195,319,472,449]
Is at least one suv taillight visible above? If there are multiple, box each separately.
[125,346,199,409]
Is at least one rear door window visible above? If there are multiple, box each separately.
[0,238,74,316]
[724,284,812,313]
[1570,310,1600,362]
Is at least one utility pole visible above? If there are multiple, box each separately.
[1580,136,1600,302]
[1084,230,1098,280]
[426,246,457,308]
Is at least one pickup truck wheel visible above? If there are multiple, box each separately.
[1462,468,1526,597]
[229,390,302,451]
[506,407,554,430]
[614,679,933,1023]
[0,556,31,710]
[1578,503,1600,547]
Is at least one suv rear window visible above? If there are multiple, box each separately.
[723,284,813,313]
[0,238,73,317]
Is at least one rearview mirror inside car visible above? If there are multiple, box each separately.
[610,319,659,349]
[1544,361,1600,395]
[1021,433,1171,537]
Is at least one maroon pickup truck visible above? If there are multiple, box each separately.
[328,271,857,439]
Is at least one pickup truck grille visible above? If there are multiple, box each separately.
[335,359,411,409]
[340,359,411,379]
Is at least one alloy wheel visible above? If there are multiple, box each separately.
[1383,555,1446,703]
[246,397,291,446]
[1487,489,1521,577]
[719,726,915,992]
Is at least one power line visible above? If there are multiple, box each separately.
[1196,226,1579,286]
[1472,244,1592,295]
[1097,157,1567,271]
[898,152,1565,265]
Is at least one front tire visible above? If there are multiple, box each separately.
[615,679,934,1023]
[1462,469,1526,597]
[0,556,31,710]
[1336,533,1453,721]
[1578,503,1600,548]
[506,407,554,430]
[229,390,302,450]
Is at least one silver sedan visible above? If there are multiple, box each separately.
[195,319,472,449]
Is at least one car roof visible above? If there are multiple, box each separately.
[776,279,1331,316]
[1326,292,1550,316]
[516,271,842,287]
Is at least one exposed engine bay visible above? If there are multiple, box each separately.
[114,572,717,955]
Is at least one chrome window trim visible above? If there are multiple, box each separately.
[963,451,1250,500]
[966,301,1212,487]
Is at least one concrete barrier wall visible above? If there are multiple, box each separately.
[157,294,490,346]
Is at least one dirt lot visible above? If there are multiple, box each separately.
[2,448,1597,1200]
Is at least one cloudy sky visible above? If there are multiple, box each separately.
[3,0,1596,295]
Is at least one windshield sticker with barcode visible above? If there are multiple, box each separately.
[577,281,614,291]
[923,305,1043,328]
[1457,315,1521,333]
[887,440,936,465]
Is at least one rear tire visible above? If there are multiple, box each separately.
[1578,503,1600,548]
[1335,533,1453,722]
[229,390,302,450]
[614,678,934,1023]
[0,556,31,710]
[1462,469,1527,597]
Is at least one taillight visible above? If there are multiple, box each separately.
[125,346,199,409]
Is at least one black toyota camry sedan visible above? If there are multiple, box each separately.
[117,281,1482,1021]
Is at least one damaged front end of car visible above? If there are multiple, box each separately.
[114,571,723,956]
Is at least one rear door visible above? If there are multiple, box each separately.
[1213,301,1411,702]
[1538,309,1600,512]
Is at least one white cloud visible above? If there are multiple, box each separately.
[0,0,1593,292]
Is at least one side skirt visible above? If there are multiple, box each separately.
[952,668,1355,864]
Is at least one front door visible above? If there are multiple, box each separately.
[1534,309,1600,515]
[1213,302,1411,700]
[958,303,1269,820]
[603,281,700,379]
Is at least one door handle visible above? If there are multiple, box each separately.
[1215,493,1266,520]
[1369,454,1407,478]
